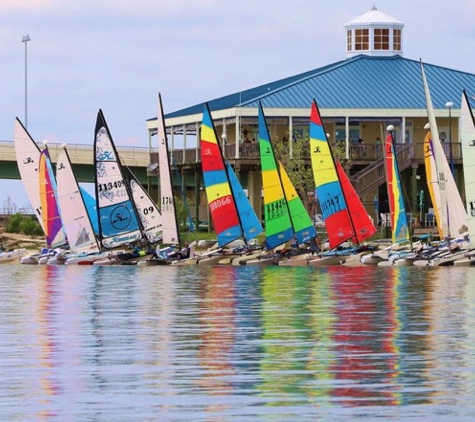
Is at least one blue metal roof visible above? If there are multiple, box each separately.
[163,55,475,118]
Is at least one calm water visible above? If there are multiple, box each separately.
[1,264,475,421]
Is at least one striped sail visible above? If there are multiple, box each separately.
[421,61,468,238]
[335,160,377,243]
[279,161,317,244]
[158,93,180,246]
[310,100,354,249]
[127,169,162,244]
[13,118,45,231]
[258,103,294,250]
[94,109,142,249]
[227,162,263,242]
[460,90,475,247]
[39,148,67,248]
[56,146,101,253]
[384,131,410,244]
[201,104,242,247]
[423,132,444,239]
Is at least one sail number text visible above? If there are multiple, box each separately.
[98,180,125,192]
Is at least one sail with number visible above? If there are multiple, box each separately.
[460,90,475,247]
[157,93,180,246]
[39,147,68,248]
[126,168,162,244]
[258,102,294,250]
[278,161,317,244]
[421,60,468,239]
[200,103,243,247]
[310,100,354,249]
[14,118,45,231]
[384,130,411,244]
[56,145,101,253]
[93,109,143,249]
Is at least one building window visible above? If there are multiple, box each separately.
[354,29,369,51]
[393,29,402,51]
[347,30,352,51]
[374,28,389,50]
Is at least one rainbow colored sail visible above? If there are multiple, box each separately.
[258,103,294,250]
[310,100,354,249]
[384,131,410,244]
[279,161,317,244]
[335,160,376,243]
[39,148,67,248]
[201,104,242,247]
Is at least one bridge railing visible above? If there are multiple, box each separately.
[0,140,155,167]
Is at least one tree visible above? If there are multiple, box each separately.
[2,195,18,215]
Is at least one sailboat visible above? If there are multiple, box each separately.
[141,93,184,266]
[55,144,118,265]
[454,90,475,265]
[38,145,69,263]
[308,99,376,266]
[420,61,468,241]
[14,122,69,264]
[413,62,470,266]
[246,102,319,266]
[91,109,146,264]
[195,103,263,265]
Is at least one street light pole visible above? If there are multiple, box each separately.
[22,34,31,129]
[446,101,454,176]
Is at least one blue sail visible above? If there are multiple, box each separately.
[80,187,99,235]
[226,162,263,242]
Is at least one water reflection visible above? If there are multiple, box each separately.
[1,264,475,420]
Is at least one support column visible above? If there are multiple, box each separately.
[235,115,240,159]
[247,170,263,226]
[345,116,350,159]
[289,116,293,158]
[182,124,187,164]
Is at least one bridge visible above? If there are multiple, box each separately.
[0,140,154,185]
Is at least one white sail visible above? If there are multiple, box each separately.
[13,118,45,231]
[56,146,101,253]
[128,176,162,244]
[420,61,468,238]
[158,93,180,245]
[460,90,475,247]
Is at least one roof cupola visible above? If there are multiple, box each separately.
[344,6,404,59]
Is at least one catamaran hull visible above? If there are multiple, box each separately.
[0,249,27,264]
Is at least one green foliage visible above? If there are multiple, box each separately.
[5,213,43,236]
[272,130,315,211]
[5,213,23,233]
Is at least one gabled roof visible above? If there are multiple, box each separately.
[163,55,475,119]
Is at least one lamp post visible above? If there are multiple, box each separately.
[446,101,454,176]
[22,34,31,129]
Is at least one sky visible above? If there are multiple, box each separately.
[1,0,475,209]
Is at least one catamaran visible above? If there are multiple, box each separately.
[307,99,376,266]
[91,109,151,265]
[246,102,317,266]
[191,102,263,266]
